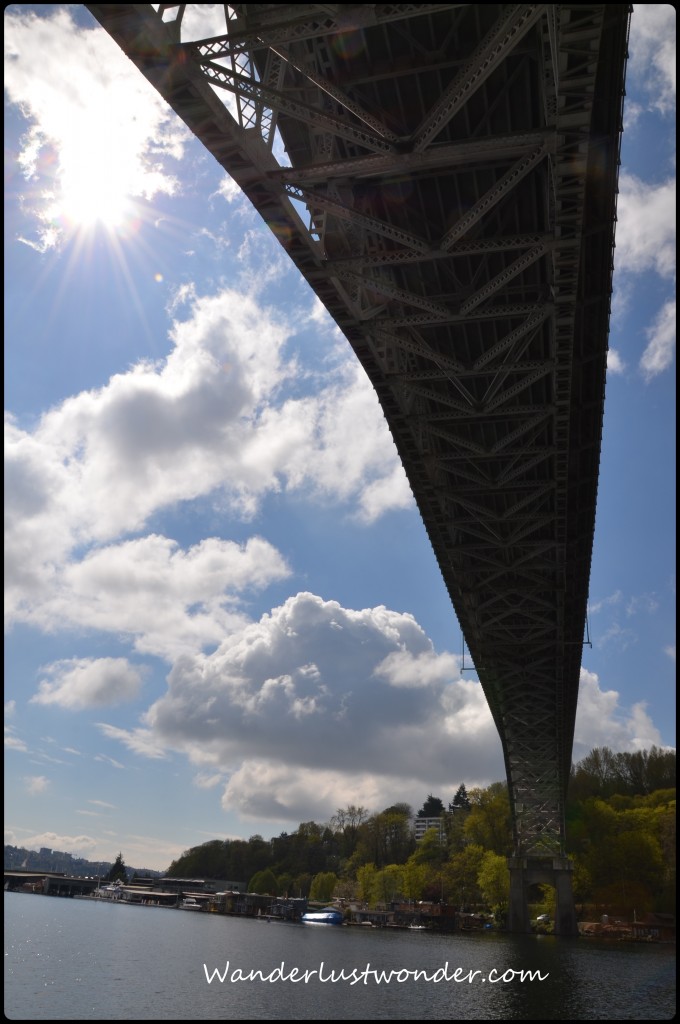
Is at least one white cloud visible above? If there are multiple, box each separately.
[25,775,50,795]
[30,658,146,710]
[19,535,290,662]
[4,7,188,248]
[97,723,169,760]
[193,772,224,790]
[5,729,27,752]
[640,299,676,380]
[94,754,125,770]
[664,645,676,662]
[375,649,461,688]
[213,175,243,205]
[79,591,673,829]
[607,348,626,374]
[89,592,503,822]
[573,667,664,760]
[12,831,98,856]
[220,762,387,823]
[628,5,676,116]
[588,590,623,615]
[6,286,410,634]
[626,593,660,617]
[615,174,676,281]
[5,700,16,717]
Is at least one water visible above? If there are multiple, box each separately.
[4,894,675,1020]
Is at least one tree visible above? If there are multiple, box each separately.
[450,784,471,811]
[331,805,369,858]
[356,863,377,905]
[106,852,127,882]
[410,827,446,867]
[309,871,337,903]
[447,844,485,909]
[402,859,428,902]
[248,868,278,894]
[477,851,510,918]
[417,794,445,818]
[464,782,512,854]
[371,864,404,907]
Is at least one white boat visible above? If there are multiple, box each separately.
[179,897,203,911]
[301,907,343,925]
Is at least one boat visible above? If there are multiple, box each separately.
[301,907,343,925]
[179,896,203,911]
[408,923,427,930]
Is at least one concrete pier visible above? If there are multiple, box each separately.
[508,856,578,936]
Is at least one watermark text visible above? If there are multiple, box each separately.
[204,961,549,986]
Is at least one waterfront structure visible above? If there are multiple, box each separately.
[85,4,631,934]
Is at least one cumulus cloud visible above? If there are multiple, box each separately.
[77,591,671,827]
[627,4,676,117]
[83,592,502,820]
[18,535,290,662]
[572,668,664,761]
[30,658,146,710]
[6,286,409,635]
[615,174,676,282]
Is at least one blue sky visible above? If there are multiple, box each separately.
[4,5,676,872]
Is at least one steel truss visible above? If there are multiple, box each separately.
[86,3,631,856]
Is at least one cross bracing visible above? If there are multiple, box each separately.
[86,3,631,857]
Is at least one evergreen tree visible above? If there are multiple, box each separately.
[106,852,127,882]
[450,784,471,811]
[417,794,445,818]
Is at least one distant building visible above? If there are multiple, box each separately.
[413,817,446,844]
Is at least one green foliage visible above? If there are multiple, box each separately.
[158,748,674,919]
[248,868,278,895]
[371,864,404,907]
[356,863,377,904]
[446,844,485,908]
[477,851,510,916]
[309,871,337,902]
[464,782,512,854]
[401,859,429,902]
[410,826,446,867]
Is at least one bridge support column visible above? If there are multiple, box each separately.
[507,857,578,936]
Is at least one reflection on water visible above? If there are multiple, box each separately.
[4,894,676,1020]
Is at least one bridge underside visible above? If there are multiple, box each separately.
[86,4,631,857]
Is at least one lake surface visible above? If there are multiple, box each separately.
[4,894,675,1020]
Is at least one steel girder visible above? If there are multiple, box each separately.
[86,3,631,856]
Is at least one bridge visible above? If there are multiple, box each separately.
[85,3,631,932]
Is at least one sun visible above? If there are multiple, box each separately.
[58,164,132,231]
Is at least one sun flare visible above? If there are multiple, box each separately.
[58,166,131,230]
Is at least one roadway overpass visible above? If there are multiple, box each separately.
[85,3,632,932]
